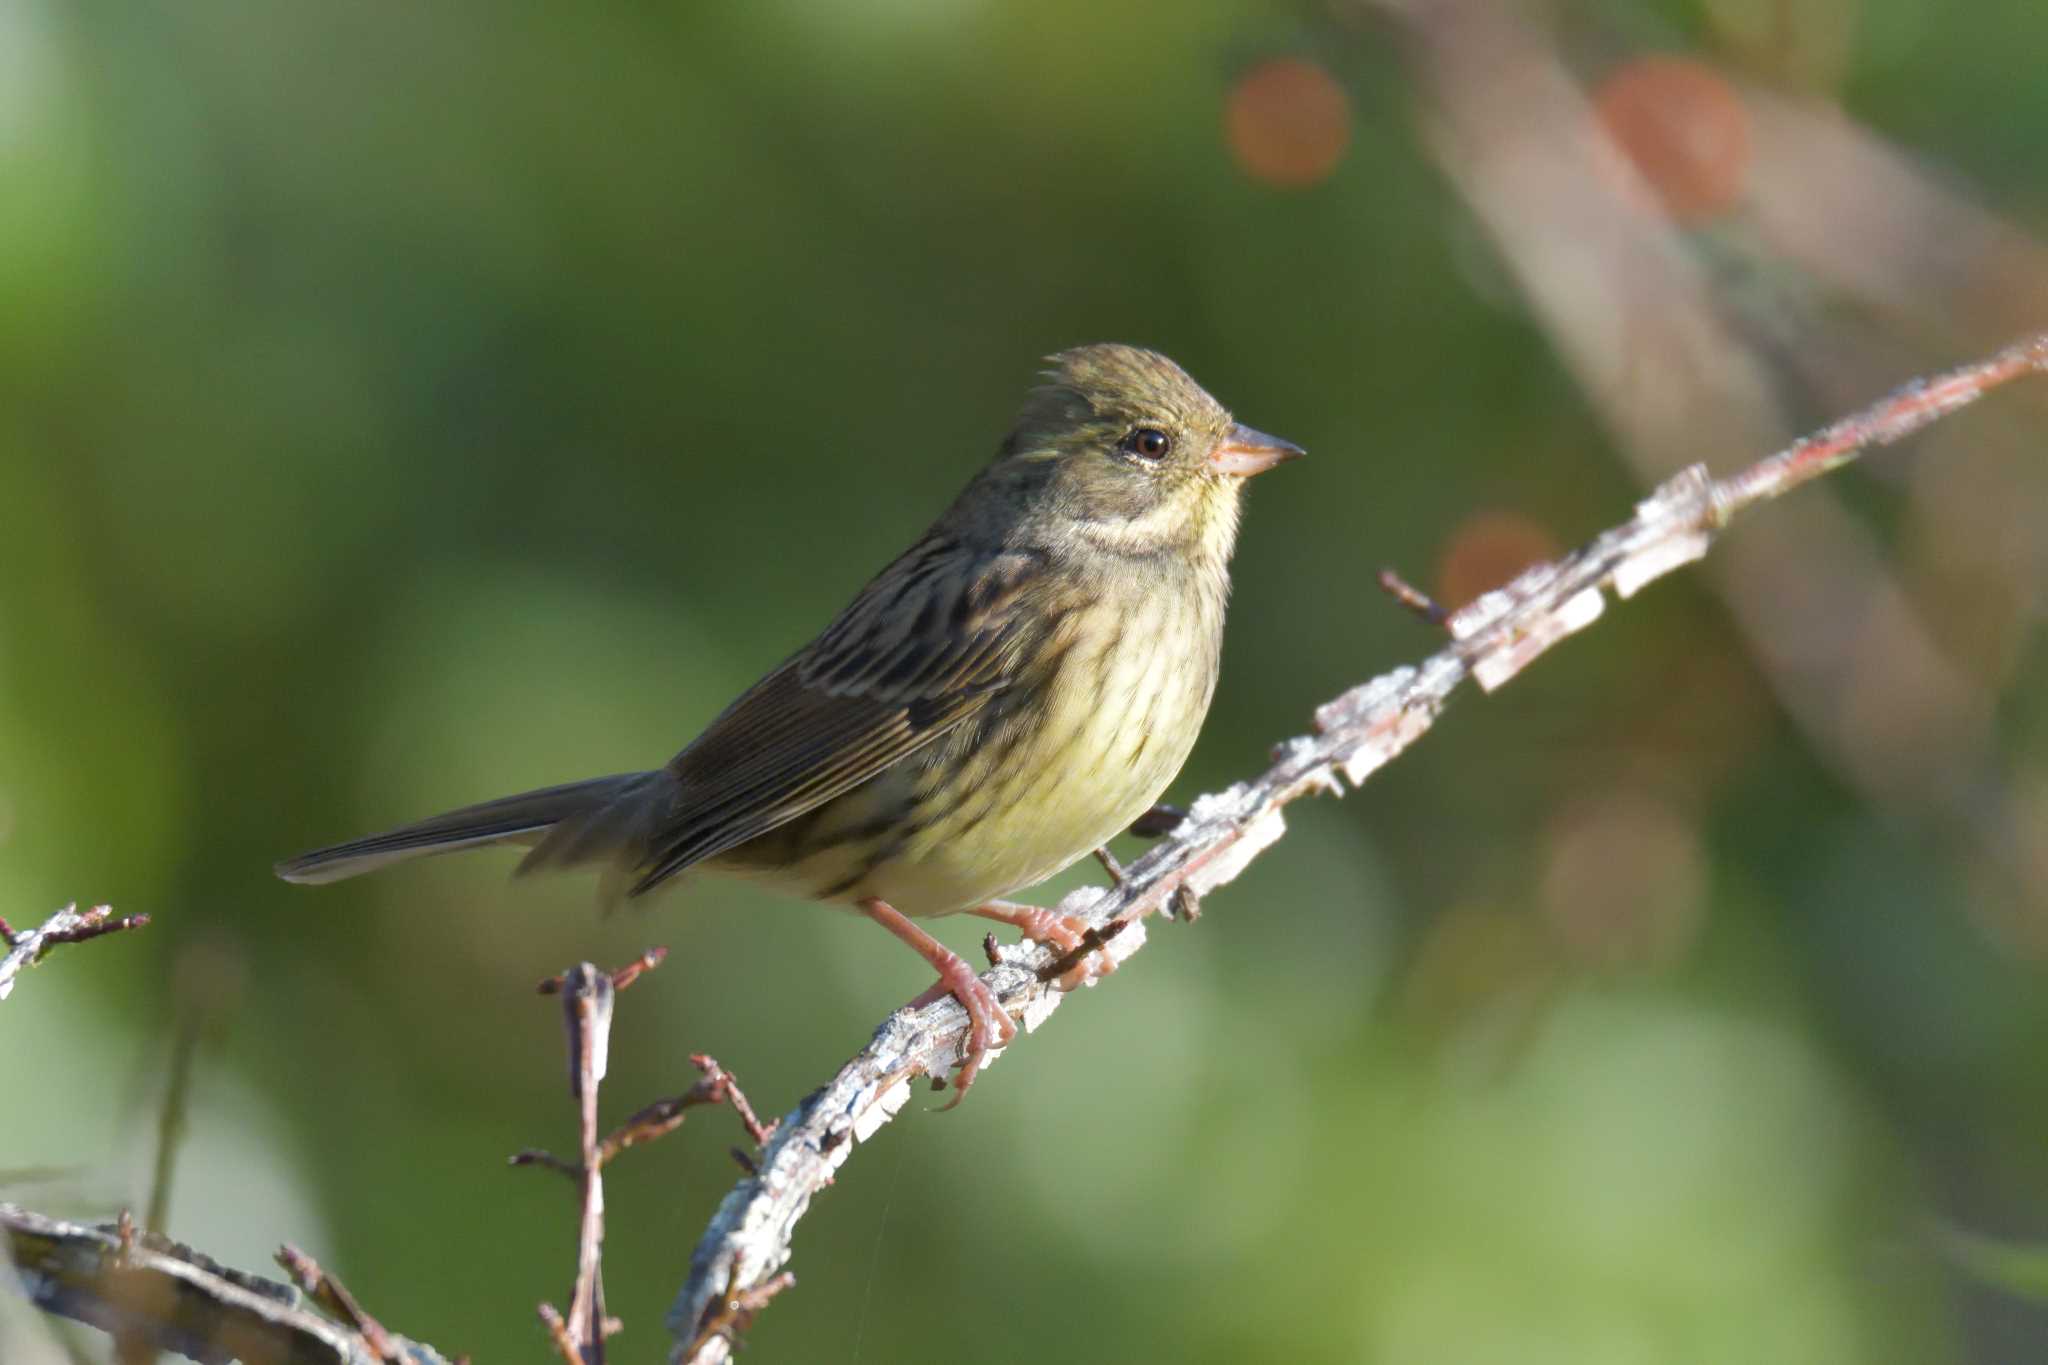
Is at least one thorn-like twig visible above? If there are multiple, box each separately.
[1377,567,1451,626]
[595,1095,695,1166]
[539,946,668,996]
[1091,845,1126,883]
[509,1149,583,1178]
[685,1262,796,1360]
[538,1302,580,1365]
[607,946,669,992]
[687,1055,777,1148]
[0,904,150,1003]
[278,1243,405,1363]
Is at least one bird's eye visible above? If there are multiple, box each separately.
[1121,428,1172,461]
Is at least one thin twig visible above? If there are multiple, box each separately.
[0,905,149,1003]
[665,333,2048,1364]
[1377,567,1451,626]
[520,1056,775,1178]
[539,948,668,997]
[509,1149,583,1179]
[686,1055,776,1149]
[682,1264,796,1361]
[277,1244,406,1364]
[538,1304,580,1365]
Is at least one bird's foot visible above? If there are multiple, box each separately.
[862,898,1016,1107]
[971,899,1119,991]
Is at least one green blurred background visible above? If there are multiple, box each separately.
[5,0,2047,1360]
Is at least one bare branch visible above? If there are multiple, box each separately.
[683,1056,776,1151]
[0,1204,455,1365]
[0,905,149,1003]
[664,333,2048,1364]
[520,951,736,1364]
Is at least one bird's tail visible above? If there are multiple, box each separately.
[275,771,673,887]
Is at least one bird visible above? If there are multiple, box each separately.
[277,344,1301,1100]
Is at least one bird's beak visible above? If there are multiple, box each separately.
[1209,424,1306,478]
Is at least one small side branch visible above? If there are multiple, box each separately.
[516,952,773,1362]
[276,1245,408,1364]
[665,332,2048,1364]
[0,904,150,1003]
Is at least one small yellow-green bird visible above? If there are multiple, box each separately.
[278,344,1300,1098]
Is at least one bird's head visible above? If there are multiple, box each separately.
[984,344,1302,563]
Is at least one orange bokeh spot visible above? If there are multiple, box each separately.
[1225,57,1351,190]
[1593,54,1751,223]
[1435,510,1561,610]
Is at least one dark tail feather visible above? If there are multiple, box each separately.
[275,772,669,886]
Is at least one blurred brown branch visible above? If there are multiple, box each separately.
[1378,0,2048,945]
[0,904,149,1004]
[0,1204,455,1365]
[665,333,2048,1364]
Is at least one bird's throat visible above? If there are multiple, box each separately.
[1071,483,1242,566]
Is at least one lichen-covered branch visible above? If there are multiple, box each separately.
[665,332,2048,1363]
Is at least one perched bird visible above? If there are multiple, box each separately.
[278,344,1300,1098]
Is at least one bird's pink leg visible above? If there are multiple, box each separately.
[860,897,1016,1106]
[968,899,1119,990]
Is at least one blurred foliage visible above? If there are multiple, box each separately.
[2,0,2045,1361]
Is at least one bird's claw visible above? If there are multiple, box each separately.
[930,965,1016,1108]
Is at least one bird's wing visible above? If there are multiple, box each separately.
[625,538,1052,894]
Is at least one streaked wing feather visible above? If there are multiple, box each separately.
[630,541,1046,892]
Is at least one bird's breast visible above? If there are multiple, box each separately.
[744,574,1224,916]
